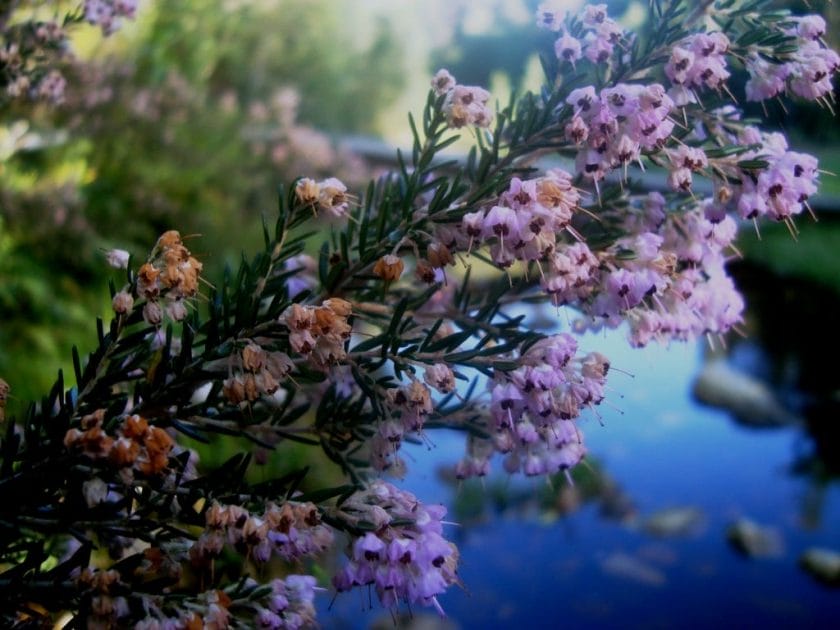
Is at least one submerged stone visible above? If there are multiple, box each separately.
[800,548,840,586]
[726,518,784,558]
[600,552,667,586]
[642,507,704,537]
[692,359,801,427]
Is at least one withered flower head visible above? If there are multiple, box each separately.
[406,380,433,414]
[281,303,315,331]
[323,297,352,318]
[81,409,106,430]
[223,376,246,404]
[415,260,436,284]
[156,230,183,250]
[373,255,404,282]
[110,437,140,467]
[241,343,266,372]
[426,242,454,269]
[137,263,161,298]
[123,414,149,439]
[295,177,320,205]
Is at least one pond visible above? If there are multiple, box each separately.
[320,270,840,628]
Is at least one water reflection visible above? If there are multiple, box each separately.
[322,264,840,628]
[437,456,636,529]
[727,261,840,516]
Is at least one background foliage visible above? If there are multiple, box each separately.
[1,0,404,402]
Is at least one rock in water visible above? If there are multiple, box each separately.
[692,359,801,427]
[642,507,704,537]
[600,552,666,586]
[800,548,840,586]
[726,518,783,558]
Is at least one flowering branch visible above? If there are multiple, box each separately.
[1,0,837,627]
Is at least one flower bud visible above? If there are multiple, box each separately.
[266,352,294,379]
[143,301,164,326]
[280,303,315,331]
[105,248,130,269]
[81,409,106,430]
[112,290,134,315]
[406,380,433,414]
[257,371,280,395]
[165,299,188,321]
[206,502,227,529]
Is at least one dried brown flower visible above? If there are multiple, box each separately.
[373,254,404,282]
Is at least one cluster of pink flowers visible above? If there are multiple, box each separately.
[455,169,581,267]
[533,186,745,348]
[666,144,709,193]
[431,69,493,129]
[36,69,67,104]
[680,113,821,224]
[371,380,434,472]
[135,576,317,630]
[333,481,459,615]
[190,500,334,567]
[540,3,625,66]
[84,0,139,36]
[746,15,840,103]
[455,334,599,479]
[565,83,676,187]
[624,208,743,347]
[253,575,319,630]
[664,32,731,103]
[592,234,675,321]
[343,2,831,531]
[540,240,600,307]
[1,1,141,105]
[733,127,820,222]
[1,27,69,103]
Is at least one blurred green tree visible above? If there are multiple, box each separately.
[0,0,404,401]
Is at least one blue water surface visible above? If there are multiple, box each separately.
[320,328,840,628]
